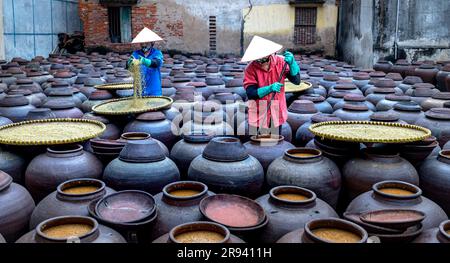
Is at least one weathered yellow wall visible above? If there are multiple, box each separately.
[0,0,5,60]
[243,3,338,56]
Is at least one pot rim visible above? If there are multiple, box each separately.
[36,216,99,243]
[372,180,422,200]
[304,218,368,243]
[438,220,450,241]
[57,178,106,198]
[168,221,231,244]
[120,132,151,140]
[47,144,83,155]
[162,181,209,200]
[269,185,317,205]
[284,148,322,160]
[250,134,284,144]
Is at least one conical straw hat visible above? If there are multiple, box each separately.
[132,27,163,44]
[241,36,283,62]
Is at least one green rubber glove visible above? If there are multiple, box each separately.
[126,56,134,68]
[140,56,152,67]
[257,82,283,98]
[284,51,300,76]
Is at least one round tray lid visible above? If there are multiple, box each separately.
[0,118,106,145]
[92,96,173,116]
[94,82,133,90]
[309,121,431,143]
[284,80,312,93]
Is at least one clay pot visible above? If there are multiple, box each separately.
[333,94,376,112]
[103,140,180,195]
[243,135,295,172]
[255,186,338,243]
[277,218,368,243]
[346,180,448,230]
[376,95,412,111]
[0,146,27,184]
[299,94,333,113]
[333,104,373,121]
[0,116,12,126]
[436,65,450,91]
[287,100,318,135]
[295,113,341,146]
[326,91,347,107]
[82,113,121,140]
[413,220,450,243]
[352,72,371,90]
[328,83,363,96]
[16,216,126,243]
[266,148,341,208]
[225,78,247,101]
[42,99,83,118]
[0,94,36,122]
[0,171,35,242]
[342,147,419,200]
[374,60,393,73]
[387,101,425,124]
[398,136,439,168]
[415,108,450,147]
[406,82,440,97]
[118,132,169,157]
[366,88,400,106]
[152,221,245,243]
[421,92,450,111]
[124,111,178,150]
[313,138,362,167]
[170,133,214,178]
[419,150,450,215]
[29,178,116,229]
[25,144,103,202]
[25,108,57,120]
[391,60,414,78]
[149,181,215,240]
[398,76,423,93]
[81,90,113,113]
[187,137,264,198]
[414,64,439,85]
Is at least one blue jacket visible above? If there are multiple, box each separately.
[131,48,164,96]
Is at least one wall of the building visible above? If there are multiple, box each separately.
[0,0,5,60]
[80,0,338,56]
[338,0,450,68]
[1,0,82,60]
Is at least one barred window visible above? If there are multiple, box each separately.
[294,7,317,45]
[108,6,132,43]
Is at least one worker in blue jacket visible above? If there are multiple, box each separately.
[127,27,164,96]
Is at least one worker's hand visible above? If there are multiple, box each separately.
[126,56,134,68]
[139,56,152,67]
[269,82,283,93]
[284,51,295,65]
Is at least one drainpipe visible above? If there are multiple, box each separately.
[394,0,400,60]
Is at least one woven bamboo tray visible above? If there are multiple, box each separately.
[309,121,431,143]
[284,80,312,93]
[94,82,133,90]
[0,118,106,146]
[92,96,173,115]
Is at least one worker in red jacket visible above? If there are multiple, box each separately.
[242,36,301,135]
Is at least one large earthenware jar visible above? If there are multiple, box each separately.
[255,186,338,243]
[421,92,450,111]
[398,136,440,168]
[124,111,178,150]
[333,94,376,112]
[436,65,450,91]
[276,218,368,243]
[326,91,347,108]
[170,132,214,178]
[149,181,215,240]
[313,138,362,167]
[103,140,180,195]
[299,94,333,113]
[328,83,363,96]
[152,221,245,243]
[413,220,450,243]
[342,147,419,200]
[287,100,318,135]
[414,64,439,85]
[0,146,27,184]
[352,72,371,90]
[320,74,340,90]
[345,181,448,230]
[376,95,412,111]
[25,108,57,120]
[333,104,373,121]
[415,108,450,146]
[366,88,399,106]
[42,99,83,118]
[83,113,121,140]
[29,179,115,229]
[398,76,423,93]
[187,137,264,198]
[243,135,294,172]
[374,60,393,73]
[266,148,341,208]
[295,113,341,146]
[419,150,450,215]
[81,90,113,113]
[0,94,36,122]
[387,101,425,124]
[25,144,103,202]
[16,216,126,243]
[0,171,35,242]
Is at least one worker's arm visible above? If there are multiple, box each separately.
[246,82,283,100]
[140,50,164,68]
[284,51,301,85]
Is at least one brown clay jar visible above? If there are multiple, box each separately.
[415,108,450,147]
[413,220,450,243]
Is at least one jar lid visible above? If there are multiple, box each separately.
[385,95,411,101]
[188,81,207,88]
[375,79,396,88]
[369,71,386,78]
[373,88,396,94]
[82,112,110,124]
[329,91,347,98]
[432,92,450,100]
[343,103,369,111]
[412,83,435,89]
[308,72,324,78]
[16,78,33,85]
[48,88,73,96]
[225,78,244,87]
[89,90,113,100]
[343,94,365,102]
[419,64,436,69]
[334,83,358,90]
[393,101,422,111]
[353,72,370,80]
[136,111,166,121]
[311,113,341,123]
[288,100,318,114]
[402,76,423,85]
[0,94,29,106]
[202,137,249,162]
[425,108,450,120]
[323,74,340,82]
[300,94,325,103]
[386,72,403,81]
[51,81,70,88]
[8,89,32,96]
[183,132,215,143]
[412,88,435,97]
[205,78,224,85]
[0,171,12,191]
[119,139,166,163]
[370,112,400,122]
[43,98,76,109]
[172,77,191,83]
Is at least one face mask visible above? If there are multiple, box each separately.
[142,43,153,53]
[256,56,270,64]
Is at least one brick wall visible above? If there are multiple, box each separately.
[79,0,179,53]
